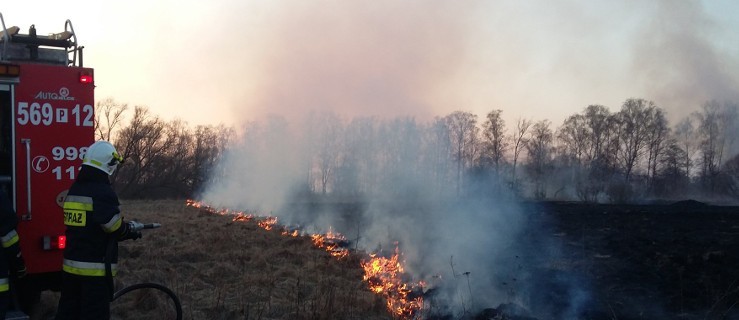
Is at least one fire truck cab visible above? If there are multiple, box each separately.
[0,13,95,315]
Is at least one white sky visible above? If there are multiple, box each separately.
[3,0,738,127]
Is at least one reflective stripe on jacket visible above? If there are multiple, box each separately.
[62,259,118,277]
[0,229,18,248]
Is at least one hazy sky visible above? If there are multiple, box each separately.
[5,0,739,127]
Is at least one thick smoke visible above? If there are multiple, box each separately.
[197,1,738,318]
[228,0,483,124]
[632,0,739,120]
[17,0,730,128]
[200,113,589,318]
[194,0,739,127]
[10,1,736,127]
[201,116,303,212]
[213,1,738,126]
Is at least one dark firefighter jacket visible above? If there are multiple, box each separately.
[62,166,135,277]
[0,188,23,292]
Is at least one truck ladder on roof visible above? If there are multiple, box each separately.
[0,12,82,67]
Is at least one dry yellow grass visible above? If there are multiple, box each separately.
[105,199,392,320]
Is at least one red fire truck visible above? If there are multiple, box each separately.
[0,14,94,314]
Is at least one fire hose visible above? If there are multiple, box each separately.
[113,282,182,320]
[110,222,183,320]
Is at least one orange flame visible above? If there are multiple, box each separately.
[258,216,278,230]
[185,199,202,208]
[361,247,423,318]
[232,213,254,222]
[186,199,422,318]
[311,227,350,258]
[281,230,299,237]
[186,199,256,222]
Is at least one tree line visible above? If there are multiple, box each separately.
[94,98,233,199]
[98,97,739,203]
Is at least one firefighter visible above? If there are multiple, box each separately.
[0,185,25,318]
[55,141,143,320]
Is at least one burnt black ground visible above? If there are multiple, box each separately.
[512,201,739,320]
[281,198,739,320]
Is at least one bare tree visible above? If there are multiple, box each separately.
[582,105,611,164]
[510,118,532,191]
[674,117,697,180]
[427,117,453,196]
[481,110,508,175]
[190,124,234,195]
[154,120,194,195]
[306,111,344,195]
[557,113,592,201]
[614,98,655,182]
[558,105,613,201]
[645,107,669,190]
[696,101,721,182]
[526,120,553,199]
[655,140,689,197]
[695,100,738,192]
[94,97,128,141]
[113,106,166,197]
[557,114,588,165]
[444,111,478,196]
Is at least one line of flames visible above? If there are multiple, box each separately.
[185,199,423,318]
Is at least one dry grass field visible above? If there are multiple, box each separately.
[28,199,739,320]
[37,200,393,320]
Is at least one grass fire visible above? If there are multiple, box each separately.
[102,200,399,320]
[27,198,739,320]
[6,3,738,319]
[185,199,423,318]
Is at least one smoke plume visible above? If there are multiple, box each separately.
[197,1,739,318]
[227,0,483,123]
[632,0,739,120]
[199,112,590,318]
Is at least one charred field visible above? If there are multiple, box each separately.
[278,198,739,319]
[34,199,739,320]
[520,200,739,320]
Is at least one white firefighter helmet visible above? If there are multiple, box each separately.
[82,141,123,175]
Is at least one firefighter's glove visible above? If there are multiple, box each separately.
[120,230,142,241]
[119,221,144,241]
[128,221,145,232]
